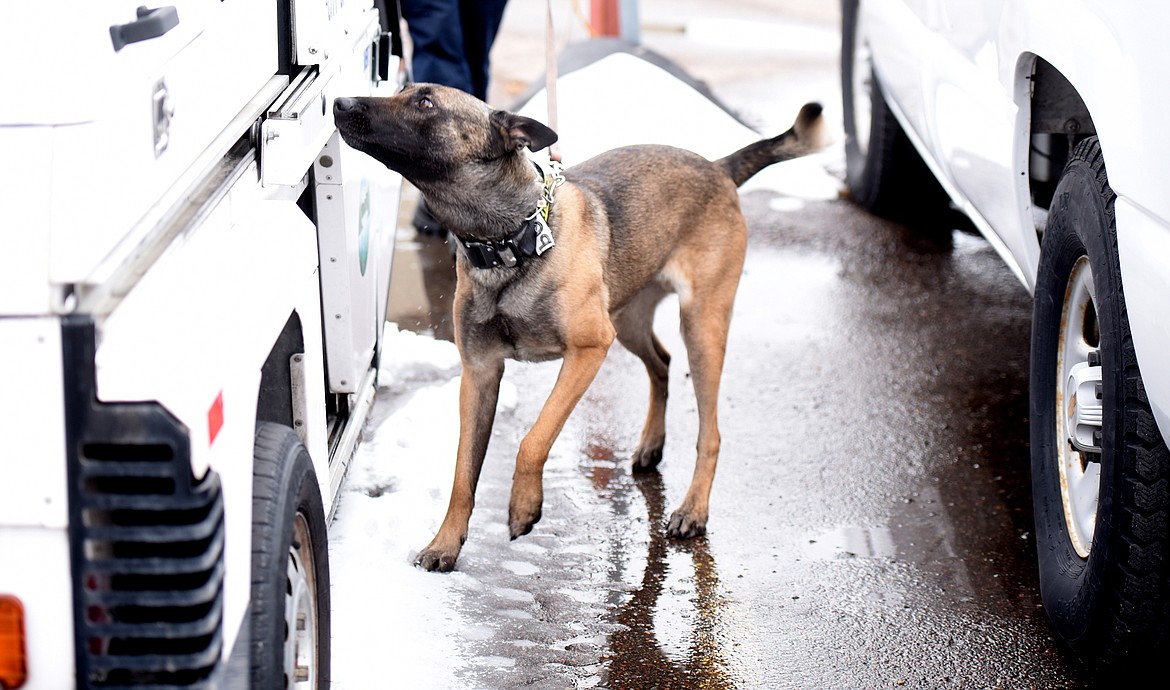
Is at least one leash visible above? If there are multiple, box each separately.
[545,0,561,162]
[455,2,565,270]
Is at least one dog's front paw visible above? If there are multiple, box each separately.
[414,539,462,572]
[508,472,545,540]
[508,501,543,540]
[666,505,708,540]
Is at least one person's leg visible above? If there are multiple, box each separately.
[459,0,509,101]
[401,0,474,93]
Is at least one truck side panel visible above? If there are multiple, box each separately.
[0,319,75,688]
[94,171,328,663]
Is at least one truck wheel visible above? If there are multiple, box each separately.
[840,0,953,232]
[1030,136,1170,671]
[250,423,331,688]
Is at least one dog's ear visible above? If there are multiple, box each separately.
[490,110,559,153]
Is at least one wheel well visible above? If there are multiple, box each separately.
[1027,57,1095,213]
[256,311,306,430]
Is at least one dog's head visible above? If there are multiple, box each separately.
[333,84,558,186]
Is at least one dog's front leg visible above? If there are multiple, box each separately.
[509,340,612,538]
[415,358,505,572]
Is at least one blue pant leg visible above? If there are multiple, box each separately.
[459,0,509,101]
[401,0,474,93]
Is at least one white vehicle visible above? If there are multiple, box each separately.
[0,1,404,687]
[841,0,1170,670]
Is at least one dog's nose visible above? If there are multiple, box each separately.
[334,97,362,114]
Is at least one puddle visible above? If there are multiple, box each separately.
[803,526,898,560]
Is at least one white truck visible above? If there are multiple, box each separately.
[841,0,1170,671]
[0,1,404,688]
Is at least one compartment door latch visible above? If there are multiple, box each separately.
[110,6,180,52]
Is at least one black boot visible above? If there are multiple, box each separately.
[412,196,448,238]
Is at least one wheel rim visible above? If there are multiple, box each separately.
[1055,256,1103,559]
[850,12,873,158]
[285,513,318,689]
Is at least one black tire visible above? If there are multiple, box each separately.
[1030,136,1170,672]
[250,423,331,688]
[840,0,954,231]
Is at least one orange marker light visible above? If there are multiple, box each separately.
[0,595,28,689]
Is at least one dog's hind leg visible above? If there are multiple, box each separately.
[415,357,505,571]
[615,285,672,472]
[666,223,745,539]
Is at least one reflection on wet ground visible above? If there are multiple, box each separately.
[803,525,898,560]
[597,466,734,689]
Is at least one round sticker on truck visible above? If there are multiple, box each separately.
[358,177,370,275]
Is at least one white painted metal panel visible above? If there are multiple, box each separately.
[40,0,278,285]
[262,9,381,187]
[316,132,369,394]
[291,0,374,66]
[0,319,68,528]
[95,165,328,664]
[315,131,400,394]
[0,128,53,315]
[0,528,75,690]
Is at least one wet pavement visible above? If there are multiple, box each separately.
[379,202,1094,689]
[373,1,1102,687]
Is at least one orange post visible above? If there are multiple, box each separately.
[590,0,621,37]
[0,595,28,689]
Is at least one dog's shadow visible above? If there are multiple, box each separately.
[601,468,736,689]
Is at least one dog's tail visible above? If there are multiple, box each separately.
[717,102,828,187]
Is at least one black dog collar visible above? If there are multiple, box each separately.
[456,157,563,270]
[457,216,553,269]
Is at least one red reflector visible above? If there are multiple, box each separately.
[208,391,224,445]
[0,595,28,689]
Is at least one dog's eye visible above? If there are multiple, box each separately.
[416,96,434,110]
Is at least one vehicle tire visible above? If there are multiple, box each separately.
[250,423,331,689]
[840,0,954,232]
[1030,136,1170,672]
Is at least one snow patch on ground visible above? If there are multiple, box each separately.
[329,324,470,690]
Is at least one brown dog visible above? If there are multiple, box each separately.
[335,84,826,571]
